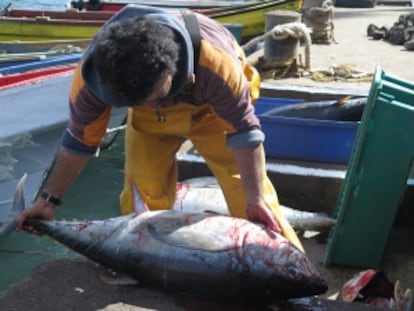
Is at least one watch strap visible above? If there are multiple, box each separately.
[40,190,62,206]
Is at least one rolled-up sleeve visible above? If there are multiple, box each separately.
[227,129,265,149]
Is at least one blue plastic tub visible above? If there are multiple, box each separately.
[255,97,360,164]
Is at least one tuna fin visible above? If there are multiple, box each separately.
[0,174,27,237]
[127,176,149,215]
[335,95,353,105]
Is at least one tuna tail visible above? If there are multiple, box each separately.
[280,205,337,232]
[0,173,27,238]
[127,176,149,215]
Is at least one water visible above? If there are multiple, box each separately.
[0,0,68,10]
[0,134,125,292]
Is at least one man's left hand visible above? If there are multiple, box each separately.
[247,203,282,233]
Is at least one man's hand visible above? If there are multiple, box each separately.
[16,199,55,234]
[247,203,282,233]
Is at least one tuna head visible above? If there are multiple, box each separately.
[241,228,329,301]
[211,215,329,302]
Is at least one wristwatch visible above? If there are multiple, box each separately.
[40,190,62,206]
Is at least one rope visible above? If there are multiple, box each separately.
[310,64,373,82]
[302,0,335,44]
[242,22,312,69]
[303,0,334,21]
[48,44,84,54]
[260,61,298,80]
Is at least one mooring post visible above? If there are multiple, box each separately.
[263,10,301,66]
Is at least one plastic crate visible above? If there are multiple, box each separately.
[325,67,414,268]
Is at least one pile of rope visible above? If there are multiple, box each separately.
[302,0,335,44]
[310,64,373,82]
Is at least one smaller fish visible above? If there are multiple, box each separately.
[173,176,337,232]
[264,97,367,122]
[340,269,413,311]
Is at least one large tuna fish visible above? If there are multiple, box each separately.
[0,175,328,305]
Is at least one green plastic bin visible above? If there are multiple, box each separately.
[325,67,414,268]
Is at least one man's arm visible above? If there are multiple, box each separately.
[16,148,89,231]
[232,144,281,233]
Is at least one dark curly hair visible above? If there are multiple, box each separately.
[92,16,179,105]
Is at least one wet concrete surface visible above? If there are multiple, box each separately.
[1,226,411,310]
[0,257,387,311]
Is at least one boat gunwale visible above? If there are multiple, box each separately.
[76,0,289,9]
[0,16,106,26]
[3,8,115,20]
[2,0,298,21]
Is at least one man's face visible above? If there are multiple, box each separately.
[139,73,173,110]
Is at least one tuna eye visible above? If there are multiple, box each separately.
[287,263,300,277]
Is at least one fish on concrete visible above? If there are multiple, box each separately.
[340,269,413,311]
[173,176,337,232]
[0,175,328,305]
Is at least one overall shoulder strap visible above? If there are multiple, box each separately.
[181,10,200,72]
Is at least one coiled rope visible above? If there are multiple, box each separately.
[302,0,335,44]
